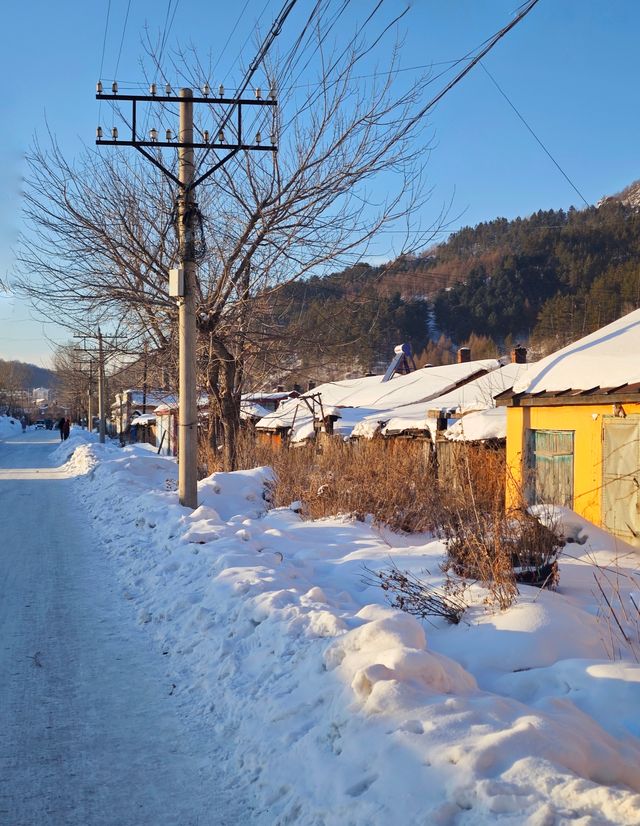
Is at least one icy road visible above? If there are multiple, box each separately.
[0,430,245,826]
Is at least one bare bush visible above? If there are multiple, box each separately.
[362,562,466,625]
[592,565,640,662]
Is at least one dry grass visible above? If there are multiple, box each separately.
[238,434,442,533]
[210,430,561,611]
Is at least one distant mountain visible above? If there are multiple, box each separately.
[0,359,57,390]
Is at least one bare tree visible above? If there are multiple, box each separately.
[52,344,93,423]
[14,4,441,470]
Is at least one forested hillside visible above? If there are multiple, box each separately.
[271,186,640,377]
[0,359,56,390]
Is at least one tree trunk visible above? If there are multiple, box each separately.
[219,354,239,472]
[206,335,241,473]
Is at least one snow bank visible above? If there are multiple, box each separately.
[64,440,640,824]
[0,415,21,438]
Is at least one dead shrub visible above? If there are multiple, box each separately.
[439,445,563,609]
[592,565,640,662]
[362,562,467,624]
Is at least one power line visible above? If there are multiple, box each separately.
[480,62,590,208]
[158,0,181,69]
[211,0,251,79]
[99,0,112,81]
[98,0,112,122]
[400,0,542,139]
[113,0,133,80]
[224,0,272,86]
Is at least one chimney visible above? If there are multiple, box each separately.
[511,346,527,364]
[457,347,471,364]
[307,380,316,391]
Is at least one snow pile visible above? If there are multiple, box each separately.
[514,307,640,393]
[65,440,640,824]
[0,415,21,438]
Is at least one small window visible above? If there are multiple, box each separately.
[526,429,574,507]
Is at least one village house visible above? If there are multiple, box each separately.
[154,389,300,456]
[499,308,640,546]
[110,388,174,440]
[255,347,504,446]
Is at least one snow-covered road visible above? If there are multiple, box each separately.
[0,431,246,825]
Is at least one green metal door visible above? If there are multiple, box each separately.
[602,416,640,545]
[526,429,574,507]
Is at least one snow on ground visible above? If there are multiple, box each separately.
[0,415,21,438]
[60,434,640,824]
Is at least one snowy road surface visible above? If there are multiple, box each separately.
[0,431,245,825]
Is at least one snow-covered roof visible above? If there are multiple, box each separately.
[155,394,207,413]
[256,359,501,441]
[513,308,640,394]
[243,391,297,402]
[240,401,271,421]
[382,362,533,437]
[444,407,507,442]
[124,389,174,407]
[131,413,156,425]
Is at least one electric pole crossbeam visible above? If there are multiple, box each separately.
[96,86,278,509]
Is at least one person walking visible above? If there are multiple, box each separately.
[58,417,66,440]
[20,416,27,433]
[63,418,71,441]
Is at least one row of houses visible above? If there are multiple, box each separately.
[110,309,640,547]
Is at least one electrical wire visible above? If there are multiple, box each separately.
[164,0,181,63]
[197,0,299,173]
[211,0,251,79]
[223,0,272,85]
[113,0,132,80]
[398,0,542,140]
[480,62,589,208]
[98,0,112,122]
[99,0,112,80]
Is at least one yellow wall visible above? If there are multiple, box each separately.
[506,402,640,527]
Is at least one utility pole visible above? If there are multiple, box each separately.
[177,90,198,507]
[142,342,148,415]
[74,330,117,443]
[97,328,106,444]
[96,85,278,508]
[88,360,93,432]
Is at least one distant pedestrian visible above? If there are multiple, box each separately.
[63,418,71,441]
[58,417,66,440]
[20,416,27,433]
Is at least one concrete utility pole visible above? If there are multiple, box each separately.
[88,360,93,432]
[96,84,278,509]
[97,328,106,444]
[178,90,198,508]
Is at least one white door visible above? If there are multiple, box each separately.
[602,416,640,545]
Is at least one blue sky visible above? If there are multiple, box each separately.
[1,0,638,367]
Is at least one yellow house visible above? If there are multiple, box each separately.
[498,309,640,546]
